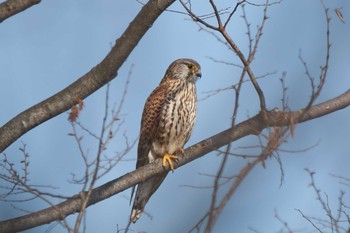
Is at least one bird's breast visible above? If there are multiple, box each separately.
[152,84,197,157]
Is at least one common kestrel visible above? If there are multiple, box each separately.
[130,58,202,223]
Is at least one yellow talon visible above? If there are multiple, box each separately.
[162,153,178,171]
[177,148,185,154]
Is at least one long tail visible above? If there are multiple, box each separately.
[130,207,143,223]
[129,173,168,223]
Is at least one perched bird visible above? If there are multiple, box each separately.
[130,58,202,223]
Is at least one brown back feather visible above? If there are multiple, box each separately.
[136,82,168,169]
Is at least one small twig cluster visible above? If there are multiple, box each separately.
[67,68,136,232]
[295,169,350,233]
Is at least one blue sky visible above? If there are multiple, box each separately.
[1,0,350,232]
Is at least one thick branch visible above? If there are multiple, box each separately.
[0,0,40,23]
[0,0,176,153]
[1,89,349,232]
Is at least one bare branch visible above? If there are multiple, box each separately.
[298,169,350,232]
[180,0,268,111]
[224,0,246,29]
[209,0,222,28]
[274,210,294,233]
[0,0,176,153]
[179,0,219,31]
[334,8,345,23]
[0,0,40,23]
[296,208,323,233]
[300,0,331,112]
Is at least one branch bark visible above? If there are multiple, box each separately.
[1,89,349,232]
[0,0,41,23]
[0,0,176,153]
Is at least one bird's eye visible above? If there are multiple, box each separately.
[187,64,193,69]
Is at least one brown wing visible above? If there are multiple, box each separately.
[130,82,168,206]
[136,82,168,169]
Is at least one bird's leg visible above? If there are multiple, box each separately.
[162,148,185,171]
[162,153,178,171]
[175,148,185,154]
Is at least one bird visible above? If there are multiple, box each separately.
[130,58,202,223]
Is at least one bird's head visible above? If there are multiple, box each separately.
[162,58,202,84]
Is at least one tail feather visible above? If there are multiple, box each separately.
[129,173,168,223]
[130,208,143,223]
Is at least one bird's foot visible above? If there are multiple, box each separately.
[176,148,185,154]
[162,153,178,171]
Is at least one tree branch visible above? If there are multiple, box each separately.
[0,0,41,23]
[1,89,350,232]
[0,0,176,153]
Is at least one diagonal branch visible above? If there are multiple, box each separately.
[0,0,176,153]
[1,89,350,233]
[0,0,41,23]
[179,0,267,111]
